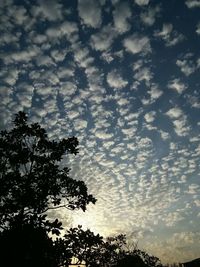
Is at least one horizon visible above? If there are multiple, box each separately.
[0,0,200,264]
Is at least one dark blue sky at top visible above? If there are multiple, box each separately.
[0,0,200,264]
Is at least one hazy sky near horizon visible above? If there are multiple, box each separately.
[0,0,200,264]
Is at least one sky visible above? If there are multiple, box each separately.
[0,0,200,264]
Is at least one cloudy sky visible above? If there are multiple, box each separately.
[1,0,200,264]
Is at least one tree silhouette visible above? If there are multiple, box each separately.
[63,226,126,267]
[0,111,96,230]
[0,111,96,266]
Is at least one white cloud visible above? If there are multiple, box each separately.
[123,34,151,54]
[142,84,163,105]
[173,116,190,136]
[187,95,200,108]
[166,107,190,136]
[107,70,128,89]
[159,130,170,140]
[8,5,29,25]
[113,2,131,33]
[35,55,55,67]
[74,118,88,131]
[51,49,67,63]
[140,6,160,26]
[166,107,183,119]
[95,130,113,140]
[164,211,184,227]
[3,46,40,64]
[144,111,156,123]
[154,23,184,47]
[194,199,200,206]
[196,22,200,34]
[168,78,187,94]
[31,0,63,21]
[176,59,196,76]
[185,0,200,8]
[148,85,163,101]
[4,68,19,86]
[134,67,153,85]
[135,0,150,6]
[78,0,102,28]
[46,21,78,40]
[73,46,94,69]
[188,184,199,194]
[59,82,77,97]
[155,23,173,37]
[90,25,117,51]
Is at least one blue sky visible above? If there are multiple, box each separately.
[0,0,200,264]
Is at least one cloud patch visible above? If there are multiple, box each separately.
[107,70,128,89]
[78,0,102,28]
[123,34,151,54]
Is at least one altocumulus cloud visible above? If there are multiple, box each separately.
[1,0,200,264]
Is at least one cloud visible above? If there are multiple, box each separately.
[31,0,63,21]
[46,21,78,40]
[185,0,200,8]
[168,78,187,94]
[113,2,131,33]
[134,67,153,85]
[140,6,161,26]
[164,211,184,227]
[123,34,151,54]
[155,23,173,37]
[159,130,170,140]
[196,22,200,34]
[8,5,29,25]
[188,184,199,194]
[35,55,55,67]
[78,0,102,28]
[176,58,196,76]
[148,85,163,101]
[173,117,190,136]
[144,111,156,123]
[186,95,200,108]
[145,84,163,104]
[94,130,113,140]
[73,46,94,69]
[154,23,184,46]
[146,231,200,263]
[51,49,68,63]
[90,25,117,51]
[166,107,184,119]
[166,108,190,136]
[3,68,19,86]
[3,46,40,64]
[1,1,200,264]
[107,70,128,89]
[135,0,150,6]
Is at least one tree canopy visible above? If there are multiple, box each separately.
[0,111,96,230]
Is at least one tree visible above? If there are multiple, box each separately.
[0,111,96,266]
[129,249,163,267]
[0,111,96,230]
[63,226,127,267]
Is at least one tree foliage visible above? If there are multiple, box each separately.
[0,111,96,229]
[62,226,126,267]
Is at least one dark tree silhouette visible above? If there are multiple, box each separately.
[115,254,148,267]
[63,226,127,267]
[0,111,96,230]
[0,111,96,266]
